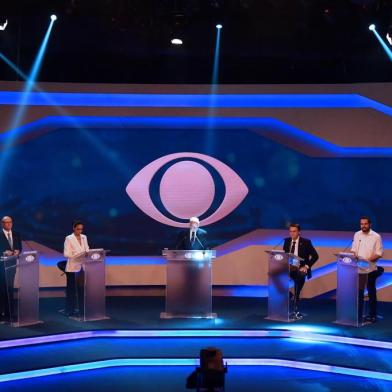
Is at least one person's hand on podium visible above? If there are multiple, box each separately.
[299,265,309,274]
[4,250,13,256]
[13,250,20,256]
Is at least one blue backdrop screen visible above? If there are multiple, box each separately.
[2,126,391,255]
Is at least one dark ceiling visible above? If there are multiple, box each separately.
[0,0,391,84]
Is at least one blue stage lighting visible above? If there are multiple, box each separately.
[0,16,57,191]
[369,24,392,62]
[51,15,57,21]
[205,21,223,154]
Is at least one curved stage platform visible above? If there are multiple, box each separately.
[0,297,391,391]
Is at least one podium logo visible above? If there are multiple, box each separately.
[342,257,352,264]
[25,255,36,263]
[90,252,101,261]
[126,152,248,227]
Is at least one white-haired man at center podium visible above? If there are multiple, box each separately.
[175,217,208,251]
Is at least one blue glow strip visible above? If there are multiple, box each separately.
[0,358,391,383]
[34,253,392,274]
[0,92,390,112]
[226,286,268,297]
[1,330,392,350]
[35,253,392,268]
[2,115,392,158]
[367,272,392,292]
[227,359,392,381]
[310,260,392,279]
[37,255,166,266]
[309,262,337,279]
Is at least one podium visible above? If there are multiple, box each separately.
[161,249,217,319]
[70,249,108,322]
[0,251,41,327]
[265,250,303,322]
[335,252,369,327]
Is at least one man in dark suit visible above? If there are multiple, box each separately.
[283,223,319,318]
[176,217,208,250]
[0,216,23,323]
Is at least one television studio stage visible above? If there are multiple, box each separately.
[0,82,392,391]
[0,4,392,389]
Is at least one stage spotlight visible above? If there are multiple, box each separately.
[369,23,392,62]
[0,19,8,31]
[216,24,223,29]
[387,27,392,46]
[171,38,183,45]
[51,15,57,21]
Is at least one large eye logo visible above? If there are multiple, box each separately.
[126,152,248,227]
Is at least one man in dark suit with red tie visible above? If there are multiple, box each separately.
[0,216,23,323]
[283,223,319,319]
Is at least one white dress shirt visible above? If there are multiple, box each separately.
[289,238,299,256]
[351,229,383,274]
[190,229,197,242]
[2,229,13,250]
[64,233,89,272]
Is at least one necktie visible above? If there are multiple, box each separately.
[290,241,296,254]
[7,232,13,250]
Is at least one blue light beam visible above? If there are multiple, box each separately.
[205,24,223,154]
[370,25,392,62]
[0,52,29,81]
[0,53,129,181]
[13,16,57,121]
[212,24,222,86]
[0,16,56,191]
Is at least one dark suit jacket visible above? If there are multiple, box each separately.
[175,228,208,250]
[0,230,22,255]
[283,237,318,279]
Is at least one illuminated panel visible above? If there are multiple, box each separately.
[1,329,392,350]
[0,358,391,383]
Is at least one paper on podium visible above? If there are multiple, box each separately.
[65,251,86,273]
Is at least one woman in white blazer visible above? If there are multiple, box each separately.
[58,220,89,316]
[64,221,89,273]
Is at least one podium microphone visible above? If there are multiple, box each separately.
[195,234,205,250]
[341,239,354,253]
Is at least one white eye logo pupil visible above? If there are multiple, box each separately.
[274,254,284,261]
[126,152,248,227]
[90,253,101,260]
[25,255,35,263]
[160,160,215,219]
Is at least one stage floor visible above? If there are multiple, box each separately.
[0,297,391,392]
[2,366,391,392]
[0,297,391,341]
